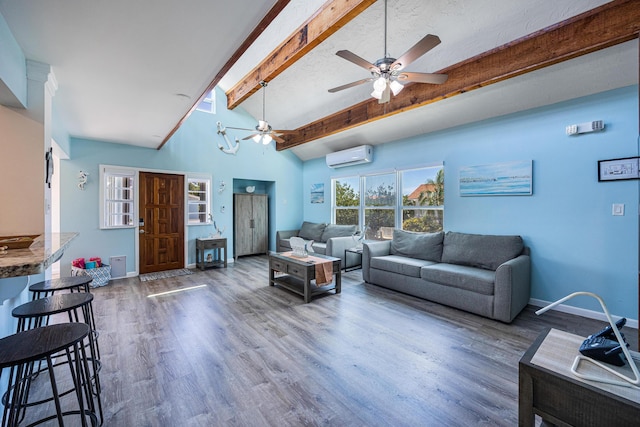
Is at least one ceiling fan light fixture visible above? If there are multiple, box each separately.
[389,79,404,96]
[262,134,273,145]
[373,76,387,91]
[252,134,262,143]
[371,76,387,99]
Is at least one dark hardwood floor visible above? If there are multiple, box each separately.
[25,256,638,426]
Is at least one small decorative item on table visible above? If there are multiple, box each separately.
[289,236,314,258]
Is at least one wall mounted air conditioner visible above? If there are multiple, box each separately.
[326,145,373,168]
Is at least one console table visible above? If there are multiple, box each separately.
[519,328,640,426]
[196,237,227,270]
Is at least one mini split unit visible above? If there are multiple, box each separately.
[326,145,373,168]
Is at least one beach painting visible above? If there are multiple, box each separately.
[310,183,324,203]
[459,160,532,196]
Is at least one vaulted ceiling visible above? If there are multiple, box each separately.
[1,0,638,161]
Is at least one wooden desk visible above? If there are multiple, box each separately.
[519,328,640,427]
[196,238,227,270]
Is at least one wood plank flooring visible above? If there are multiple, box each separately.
[23,256,639,426]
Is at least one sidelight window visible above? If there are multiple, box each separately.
[187,177,211,224]
[100,167,135,229]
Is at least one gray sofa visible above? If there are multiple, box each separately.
[363,230,531,323]
[276,221,358,268]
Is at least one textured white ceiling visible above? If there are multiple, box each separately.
[0,0,277,147]
[0,0,636,160]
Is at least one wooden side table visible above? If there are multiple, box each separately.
[519,328,640,426]
[196,238,227,270]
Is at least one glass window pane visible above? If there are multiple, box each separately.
[188,178,210,224]
[335,208,358,225]
[103,170,135,228]
[402,209,443,232]
[365,208,395,240]
[402,166,444,207]
[365,174,395,207]
[335,177,359,207]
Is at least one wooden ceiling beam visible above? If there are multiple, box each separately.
[158,0,291,150]
[225,0,377,110]
[277,0,640,151]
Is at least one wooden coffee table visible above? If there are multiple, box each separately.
[268,252,341,303]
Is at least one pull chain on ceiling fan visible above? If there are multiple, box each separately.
[328,0,448,104]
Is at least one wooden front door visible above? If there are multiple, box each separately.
[139,172,185,274]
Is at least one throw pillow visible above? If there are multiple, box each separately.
[390,229,444,262]
[321,224,357,242]
[298,221,326,242]
[441,231,524,271]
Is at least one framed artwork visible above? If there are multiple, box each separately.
[459,160,532,196]
[598,157,640,182]
[310,183,324,204]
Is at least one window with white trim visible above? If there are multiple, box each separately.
[196,89,216,114]
[101,168,135,229]
[332,163,444,240]
[187,177,211,224]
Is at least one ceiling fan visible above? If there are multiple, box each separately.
[328,0,448,104]
[224,81,292,145]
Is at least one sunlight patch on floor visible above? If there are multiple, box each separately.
[147,284,207,298]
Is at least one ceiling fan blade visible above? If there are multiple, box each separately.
[336,50,379,72]
[397,72,448,84]
[271,134,285,144]
[242,134,259,141]
[328,78,374,93]
[391,34,441,70]
[225,126,255,132]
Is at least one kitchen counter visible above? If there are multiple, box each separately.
[0,232,78,278]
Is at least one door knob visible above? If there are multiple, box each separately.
[139,229,145,234]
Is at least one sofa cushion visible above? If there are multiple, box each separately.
[311,242,327,255]
[441,232,524,271]
[299,221,326,242]
[320,224,357,242]
[279,238,293,250]
[390,230,444,262]
[421,264,495,295]
[370,255,437,278]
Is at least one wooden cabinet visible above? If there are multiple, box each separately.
[233,194,268,260]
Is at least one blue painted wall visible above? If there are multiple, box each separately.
[0,12,26,107]
[59,87,303,274]
[303,86,639,319]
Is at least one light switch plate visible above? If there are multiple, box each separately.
[612,204,624,216]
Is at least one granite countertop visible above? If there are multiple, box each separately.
[0,232,78,278]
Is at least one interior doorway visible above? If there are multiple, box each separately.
[138,172,185,274]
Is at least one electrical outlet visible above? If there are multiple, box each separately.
[612,204,624,216]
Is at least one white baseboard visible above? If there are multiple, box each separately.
[529,298,638,329]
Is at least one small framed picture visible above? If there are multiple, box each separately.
[597,157,640,182]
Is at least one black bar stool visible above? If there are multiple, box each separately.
[12,293,103,424]
[0,323,96,427]
[29,276,93,300]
